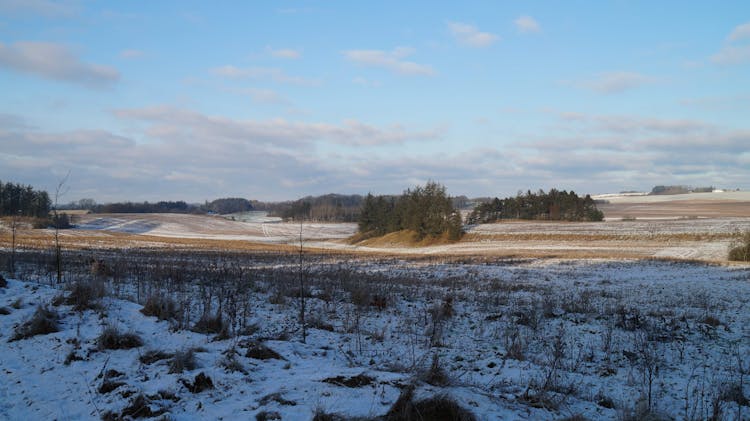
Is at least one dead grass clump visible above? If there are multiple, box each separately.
[701,315,722,327]
[64,279,106,311]
[102,394,166,420]
[245,342,285,360]
[385,386,477,421]
[168,349,198,374]
[140,295,181,322]
[180,372,214,393]
[728,231,750,261]
[10,305,59,341]
[97,326,143,350]
[259,392,297,406]
[420,354,451,387]
[322,373,375,388]
[10,298,23,309]
[191,312,227,337]
[256,411,282,421]
[140,349,174,365]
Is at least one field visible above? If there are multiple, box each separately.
[0,192,749,420]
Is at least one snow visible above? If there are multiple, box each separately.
[2,257,749,420]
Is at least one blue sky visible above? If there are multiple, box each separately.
[1,1,749,202]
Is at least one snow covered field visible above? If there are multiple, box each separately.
[1,256,749,420]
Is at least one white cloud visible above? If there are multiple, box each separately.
[267,47,301,59]
[0,0,78,17]
[119,49,144,59]
[573,71,656,94]
[711,44,750,65]
[0,41,119,86]
[728,21,750,41]
[448,22,499,47]
[211,65,320,86]
[514,15,541,34]
[343,47,434,76]
[711,22,750,65]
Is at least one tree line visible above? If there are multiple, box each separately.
[358,182,463,241]
[0,180,51,218]
[467,189,604,224]
[92,201,196,214]
[259,194,364,222]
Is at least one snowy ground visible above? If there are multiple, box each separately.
[1,256,749,420]
[68,212,750,262]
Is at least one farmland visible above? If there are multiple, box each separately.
[1,192,749,420]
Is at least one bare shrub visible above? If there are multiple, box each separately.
[10,305,59,341]
[140,295,180,322]
[64,279,106,311]
[219,350,247,374]
[420,354,451,387]
[168,349,198,374]
[97,326,143,350]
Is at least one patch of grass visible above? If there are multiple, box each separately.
[97,326,143,350]
[10,305,59,341]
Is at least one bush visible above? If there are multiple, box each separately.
[97,326,143,350]
[10,305,59,341]
[140,295,180,321]
[728,231,750,261]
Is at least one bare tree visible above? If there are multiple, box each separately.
[53,172,70,284]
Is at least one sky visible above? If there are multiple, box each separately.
[1,1,749,203]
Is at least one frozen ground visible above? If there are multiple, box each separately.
[1,257,749,420]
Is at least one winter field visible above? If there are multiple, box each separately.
[0,192,749,420]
